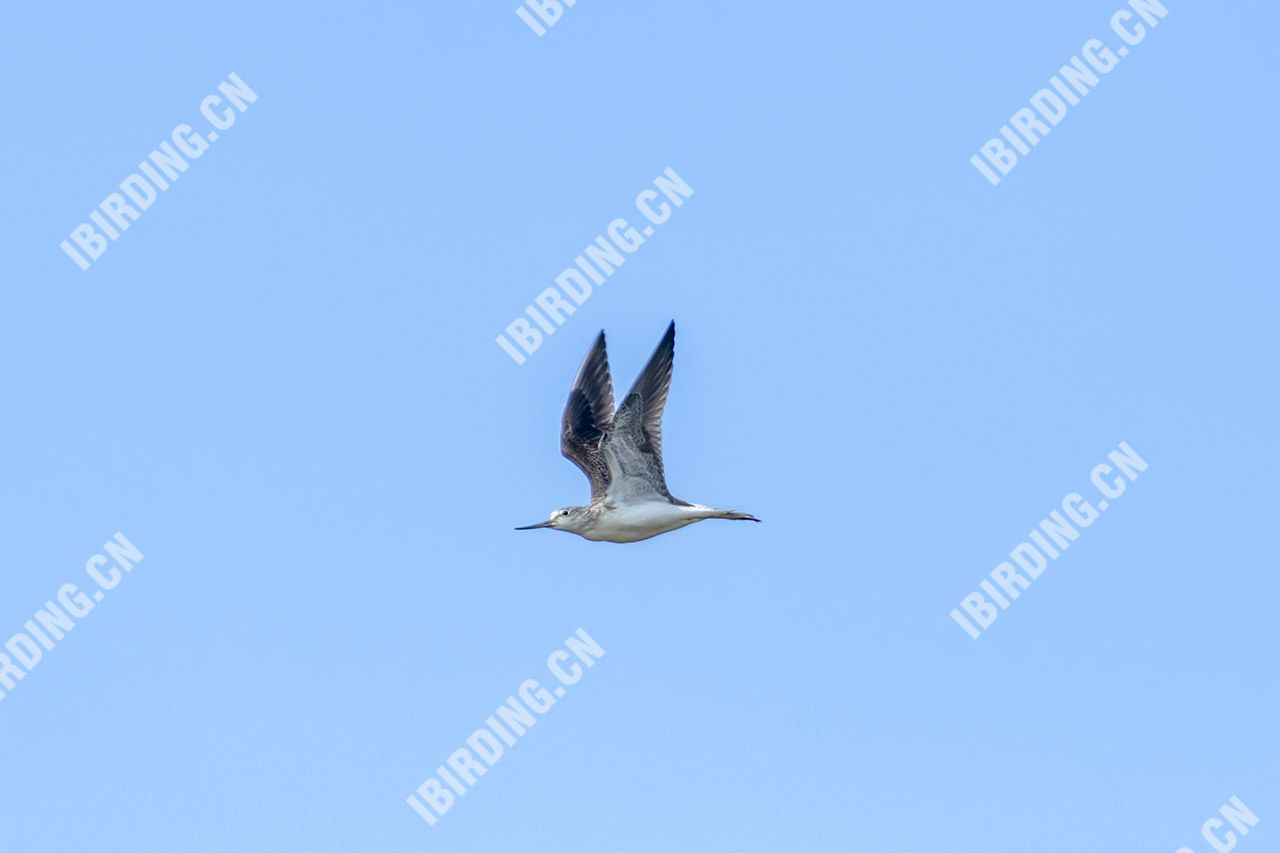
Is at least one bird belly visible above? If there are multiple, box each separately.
[583,502,699,543]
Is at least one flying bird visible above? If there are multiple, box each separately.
[516,322,760,542]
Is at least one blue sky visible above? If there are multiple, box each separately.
[1,2,1276,850]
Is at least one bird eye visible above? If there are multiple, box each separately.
[561,510,570,517]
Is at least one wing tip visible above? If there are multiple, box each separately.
[657,321,675,359]
[577,329,610,376]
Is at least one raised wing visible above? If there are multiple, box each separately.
[560,331,615,501]
[604,321,684,503]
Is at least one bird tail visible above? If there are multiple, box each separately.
[707,508,760,522]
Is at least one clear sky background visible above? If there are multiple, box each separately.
[1,2,1276,851]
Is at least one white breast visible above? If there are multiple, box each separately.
[584,501,703,543]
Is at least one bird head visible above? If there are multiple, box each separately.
[515,506,589,534]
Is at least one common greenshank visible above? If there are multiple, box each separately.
[516,322,760,542]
